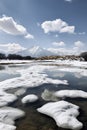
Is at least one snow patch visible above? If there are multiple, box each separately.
[0,60,33,64]
[54,90,87,98]
[0,91,17,107]
[0,107,25,130]
[21,94,38,104]
[37,101,83,130]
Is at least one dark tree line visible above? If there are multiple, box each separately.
[0,53,6,59]
[0,53,34,60]
[80,52,87,61]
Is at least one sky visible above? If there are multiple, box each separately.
[0,0,87,55]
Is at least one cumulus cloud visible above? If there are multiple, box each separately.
[41,19,75,34]
[48,47,75,55]
[0,43,26,54]
[0,15,34,39]
[74,41,84,48]
[24,34,34,39]
[52,41,65,47]
[48,41,85,55]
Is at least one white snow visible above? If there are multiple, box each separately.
[0,122,16,130]
[0,90,17,107]
[37,100,83,130]
[40,60,87,69]
[54,90,87,98]
[54,60,87,68]
[21,94,38,103]
[0,107,25,130]
[0,60,33,64]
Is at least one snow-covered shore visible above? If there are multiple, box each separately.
[0,60,34,64]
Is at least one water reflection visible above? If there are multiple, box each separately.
[0,72,20,81]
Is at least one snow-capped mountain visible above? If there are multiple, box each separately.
[17,46,54,57]
[27,46,54,57]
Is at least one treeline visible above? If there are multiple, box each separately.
[0,52,87,61]
[0,53,34,60]
[80,52,87,61]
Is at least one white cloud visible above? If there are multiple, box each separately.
[25,34,34,39]
[41,19,75,34]
[65,0,72,2]
[48,47,76,55]
[60,26,75,33]
[0,15,26,35]
[74,41,84,48]
[0,43,26,54]
[48,41,85,55]
[0,15,34,38]
[52,41,65,46]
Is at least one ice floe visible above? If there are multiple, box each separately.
[41,89,58,101]
[0,107,25,130]
[37,100,83,130]
[15,88,26,96]
[21,94,38,104]
[54,90,87,98]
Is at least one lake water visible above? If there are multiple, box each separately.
[0,63,87,130]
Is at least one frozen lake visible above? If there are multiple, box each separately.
[0,60,87,130]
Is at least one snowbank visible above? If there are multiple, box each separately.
[0,60,33,64]
[21,94,38,104]
[53,60,87,68]
[54,90,87,98]
[37,101,83,130]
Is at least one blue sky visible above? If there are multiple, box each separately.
[0,0,87,54]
